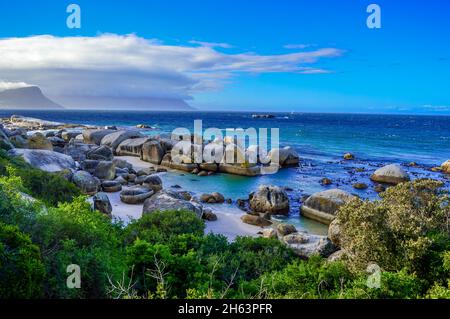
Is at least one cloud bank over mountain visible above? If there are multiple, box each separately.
[0,34,343,108]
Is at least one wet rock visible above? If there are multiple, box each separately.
[8,149,76,172]
[249,185,289,215]
[93,192,112,217]
[441,160,450,173]
[200,192,225,204]
[120,186,154,204]
[72,171,100,195]
[343,153,354,160]
[202,208,218,221]
[353,182,368,190]
[374,184,386,193]
[370,164,410,185]
[301,189,355,225]
[240,214,272,227]
[277,223,297,236]
[197,170,208,176]
[320,178,333,186]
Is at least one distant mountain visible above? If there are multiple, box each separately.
[0,86,63,109]
[54,96,195,111]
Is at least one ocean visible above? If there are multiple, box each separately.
[2,110,450,235]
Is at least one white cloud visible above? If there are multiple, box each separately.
[0,34,343,101]
[189,40,233,49]
[423,104,450,112]
[0,81,32,92]
[284,44,315,49]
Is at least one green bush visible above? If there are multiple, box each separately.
[0,222,45,298]
[0,150,80,206]
[124,210,205,244]
[336,179,450,274]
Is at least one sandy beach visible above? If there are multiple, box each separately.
[99,155,262,240]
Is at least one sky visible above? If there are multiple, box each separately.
[0,0,449,113]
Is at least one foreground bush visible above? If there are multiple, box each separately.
[0,223,45,298]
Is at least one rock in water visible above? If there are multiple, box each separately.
[343,153,354,160]
[142,190,203,218]
[200,192,225,204]
[93,192,112,217]
[441,160,450,173]
[27,132,53,150]
[249,185,290,215]
[370,164,410,185]
[301,189,355,225]
[267,146,300,167]
[72,171,100,195]
[7,149,76,172]
[101,130,144,152]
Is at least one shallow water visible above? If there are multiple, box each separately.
[3,110,450,235]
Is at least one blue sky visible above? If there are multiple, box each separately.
[0,0,449,113]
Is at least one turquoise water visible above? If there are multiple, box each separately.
[2,110,450,234]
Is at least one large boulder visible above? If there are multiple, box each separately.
[0,129,14,150]
[267,146,300,167]
[441,160,450,174]
[93,192,112,217]
[141,140,165,164]
[113,158,133,170]
[285,234,337,259]
[240,214,272,227]
[83,129,116,145]
[92,161,116,180]
[61,131,82,142]
[370,164,410,185]
[301,189,355,225]
[64,142,97,162]
[101,130,144,152]
[72,171,100,195]
[142,190,203,218]
[328,219,341,247]
[9,135,27,148]
[277,223,297,236]
[116,137,151,157]
[120,186,154,204]
[200,192,225,204]
[7,149,76,172]
[141,175,163,192]
[249,185,290,215]
[86,145,114,161]
[101,180,123,192]
[27,132,53,150]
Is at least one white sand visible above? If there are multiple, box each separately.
[104,156,263,240]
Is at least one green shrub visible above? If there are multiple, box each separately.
[0,222,45,298]
[124,210,205,244]
[336,179,450,274]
